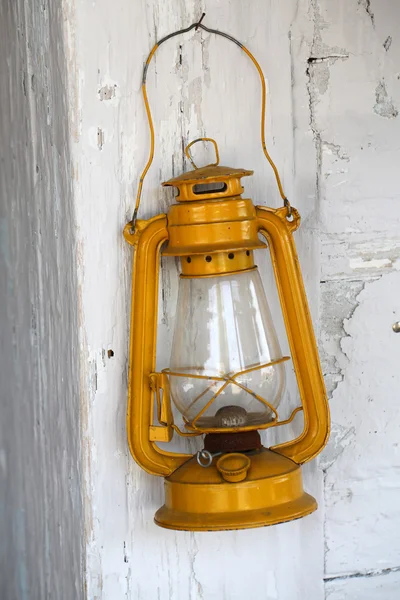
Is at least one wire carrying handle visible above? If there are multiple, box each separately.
[185,137,220,169]
[130,14,291,231]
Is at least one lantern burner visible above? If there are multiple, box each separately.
[215,405,248,428]
[204,430,262,454]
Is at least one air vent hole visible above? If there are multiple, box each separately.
[192,182,227,195]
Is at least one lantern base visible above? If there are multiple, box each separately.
[154,448,317,531]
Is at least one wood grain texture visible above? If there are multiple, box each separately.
[0,1,83,598]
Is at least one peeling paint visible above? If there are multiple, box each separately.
[349,257,392,270]
[374,80,398,119]
[325,564,400,582]
[97,127,104,150]
[307,0,349,97]
[320,423,356,471]
[98,83,118,101]
[383,35,392,52]
[306,0,351,211]
[320,280,365,396]
[324,272,400,582]
[358,0,375,27]
[322,141,349,162]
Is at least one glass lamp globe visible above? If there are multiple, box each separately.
[169,265,286,430]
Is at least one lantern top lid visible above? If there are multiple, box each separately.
[162,164,253,203]
[161,138,253,202]
[162,164,253,187]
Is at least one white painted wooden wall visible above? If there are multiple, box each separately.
[64,0,400,598]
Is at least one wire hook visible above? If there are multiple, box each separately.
[284,197,292,219]
[195,12,206,30]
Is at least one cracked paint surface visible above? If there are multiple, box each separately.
[374,80,398,119]
[313,1,400,598]
[319,280,365,396]
[324,273,400,582]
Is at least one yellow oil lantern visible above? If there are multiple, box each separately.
[123,17,330,531]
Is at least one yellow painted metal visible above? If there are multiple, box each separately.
[180,249,255,277]
[149,426,173,443]
[148,372,173,442]
[185,137,220,169]
[256,206,330,464]
[123,216,191,476]
[216,453,251,483]
[154,449,317,531]
[163,165,252,202]
[123,185,329,460]
[163,197,266,256]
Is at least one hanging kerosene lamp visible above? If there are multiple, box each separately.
[123,16,330,531]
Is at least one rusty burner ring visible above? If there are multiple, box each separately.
[204,430,262,454]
